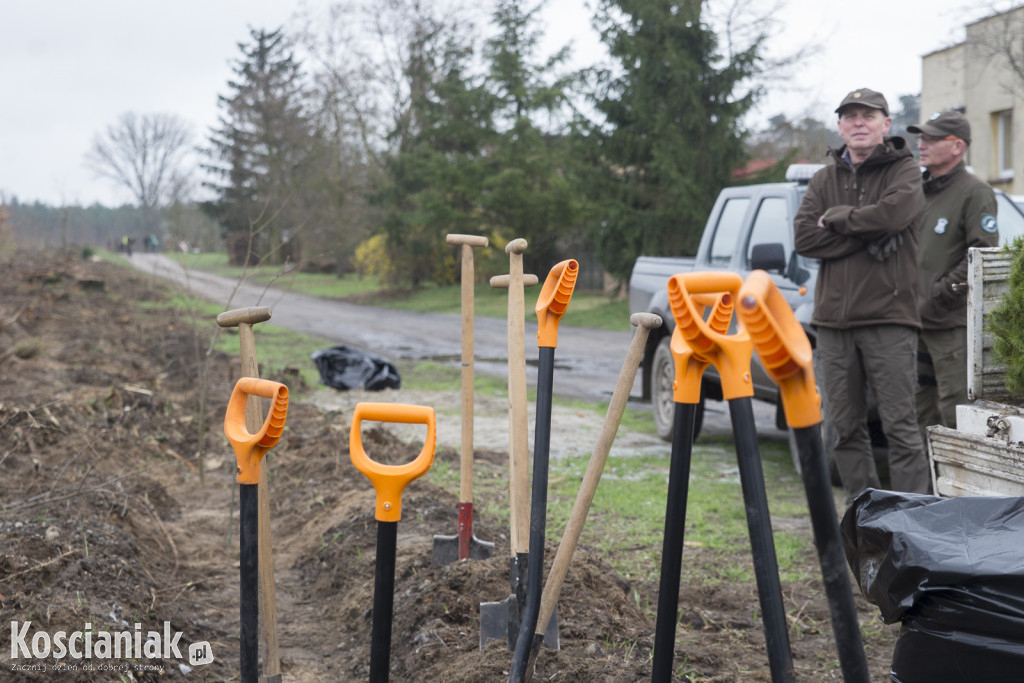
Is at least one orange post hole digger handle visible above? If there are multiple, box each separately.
[536,259,578,348]
[350,403,437,523]
[667,272,754,401]
[737,270,822,429]
[224,378,289,485]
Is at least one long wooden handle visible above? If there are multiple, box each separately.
[458,244,475,504]
[535,312,662,634]
[506,239,530,556]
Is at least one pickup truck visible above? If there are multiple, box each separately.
[629,164,1024,476]
[629,164,822,454]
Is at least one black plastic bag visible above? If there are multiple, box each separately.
[311,345,401,391]
[841,488,1024,683]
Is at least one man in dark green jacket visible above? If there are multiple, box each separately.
[908,110,998,433]
[794,88,931,505]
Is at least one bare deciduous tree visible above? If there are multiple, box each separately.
[85,112,193,232]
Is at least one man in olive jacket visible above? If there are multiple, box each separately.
[909,110,998,432]
[794,88,931,504]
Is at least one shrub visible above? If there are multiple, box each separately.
[989,236,1024,397]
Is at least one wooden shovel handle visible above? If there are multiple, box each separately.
[447,234,488,503]
[535,313,661,635]
[506,240,530,555]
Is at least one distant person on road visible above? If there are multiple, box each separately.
[909,110,998,434]
[794,87,931,504]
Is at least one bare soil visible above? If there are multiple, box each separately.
[0,251,899,682]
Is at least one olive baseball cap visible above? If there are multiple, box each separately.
[835,88,889,116]
[907,110,971,144]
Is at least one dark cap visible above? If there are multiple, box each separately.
[835,88,889,116]
[907,110,971,144]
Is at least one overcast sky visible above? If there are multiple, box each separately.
[1,0,989,208]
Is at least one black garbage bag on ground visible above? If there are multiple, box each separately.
[311,345,401,391]
[841,488,1024,683]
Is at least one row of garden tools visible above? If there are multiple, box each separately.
[219,255,869,682]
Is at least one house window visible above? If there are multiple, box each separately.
[996,110,1014,179]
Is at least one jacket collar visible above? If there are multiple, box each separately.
[829,135,911,169]
[922,160,967,195]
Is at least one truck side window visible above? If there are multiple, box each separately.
[745,197,792,268]
[708,198,750,265]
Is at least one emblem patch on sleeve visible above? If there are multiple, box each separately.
[981,214,998,233]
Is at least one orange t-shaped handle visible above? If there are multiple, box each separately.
[737,270,821,428]
[536,259,578,348]
[349,403,437,522]
[667,272,754,401]
[224,378,289,485]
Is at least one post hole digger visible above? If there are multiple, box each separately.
[481,239,553,651]
[223,377,289,683]
[349,402,437,683]
[653,272,795,683]
[432,233,495,565]
[509,257,578,669]
[737,270,870,683]
[509,312,662,683]
[217,305,283,683]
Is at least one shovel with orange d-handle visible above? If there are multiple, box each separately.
[737,270,869,683]
[224,377,289,683]
[217,305,282,683]
[655,272,795,683]
[350,402,437,683]
[509,258,577,674]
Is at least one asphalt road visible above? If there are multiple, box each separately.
[126,253,785,438]
[127,253,641,401]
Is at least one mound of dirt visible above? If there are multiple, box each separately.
[0,250,898,681]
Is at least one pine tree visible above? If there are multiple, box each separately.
[203,27,320,265]
[583,0,760,281]
[480,0,585,274]
[374,17,496,287]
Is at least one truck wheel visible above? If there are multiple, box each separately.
[651,336,704,443]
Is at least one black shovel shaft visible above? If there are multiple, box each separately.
[510,347,555,682]
[239,484,259,683]
[651,402,697,683]
[371,521,399,683]
[729,398,795,683]
[793,426,871,682]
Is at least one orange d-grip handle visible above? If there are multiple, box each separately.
[667,272,754,400]
[349,403,437,522]
[536,259,578,348]
[224,378,289,485]
[737,270,821,428]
